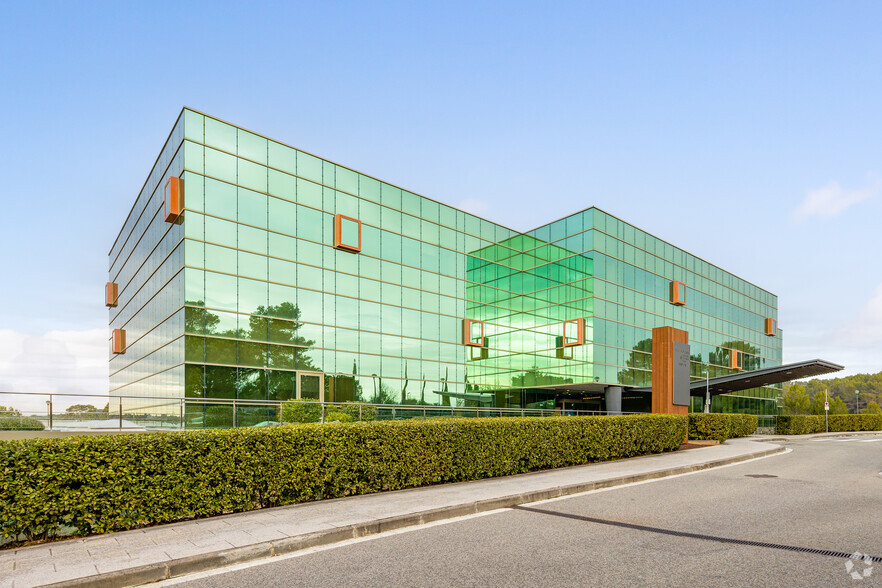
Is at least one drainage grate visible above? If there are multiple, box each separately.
[510,505,882,563]
[744,474,778,478]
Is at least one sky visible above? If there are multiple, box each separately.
[1,1,880,406]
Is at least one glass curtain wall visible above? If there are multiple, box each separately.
[110,108,783,420]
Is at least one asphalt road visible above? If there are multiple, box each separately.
[167,436,882,587]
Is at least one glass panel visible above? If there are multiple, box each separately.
[340,217,360,248]
[470,320,482,343]
[299,373,322,400]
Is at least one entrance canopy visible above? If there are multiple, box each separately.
[629,359,844,397]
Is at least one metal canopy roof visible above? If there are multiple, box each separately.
[629,359,845,396]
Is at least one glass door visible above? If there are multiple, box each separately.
[297,372,324,402]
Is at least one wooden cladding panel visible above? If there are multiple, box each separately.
[651,326,689,416]
[164,176,184,223]
[112,328,126,354]
[105,282,118,307]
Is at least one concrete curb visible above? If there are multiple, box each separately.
[40,444,785,588]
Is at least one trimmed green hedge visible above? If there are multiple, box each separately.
[0,416,45,431]
[775,414,882,435]
[280,401,377,424]
[0,415,686,542]
[688,414,758,442]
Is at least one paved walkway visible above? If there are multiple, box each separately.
[2,439,783,588]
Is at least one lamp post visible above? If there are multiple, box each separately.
[855,390,860,414]
[704,369,711,413]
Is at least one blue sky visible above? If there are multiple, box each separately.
[1,1,880,400]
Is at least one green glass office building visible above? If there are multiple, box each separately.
[108,108,783,418]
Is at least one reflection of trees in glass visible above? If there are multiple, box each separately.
[618,338,652,386]
[709,341,761,371]
[511,371,574,387]
[617,338,766,386]
[369,374,397,404]
[185,300,321,401]
[187,300,319,370]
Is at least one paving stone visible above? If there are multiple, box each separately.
[11,563,98,588]
[12,557,56,573]
[86,544,128,558]
[161,542,222,559]
[241,528,288,542]
[122,546,175,561]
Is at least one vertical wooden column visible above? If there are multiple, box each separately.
[651,326,689,415]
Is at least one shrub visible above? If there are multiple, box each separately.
[203,406,234,428]
[775,414,882,435]
[281,401,374,424]
[280,400,322,423]
[0,416,45,431]
[0,414,686,542]
[337,403,378,421]
[688,413,758,442]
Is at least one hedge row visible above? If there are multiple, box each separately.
[0,414,687,543]
[775,414,882,435]
[688,414,758,442]
[0,416,44,431]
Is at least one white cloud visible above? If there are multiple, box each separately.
[0,328,108,412]
[793,176,879,221]
[457,198,490,216]
[835,284,882,349]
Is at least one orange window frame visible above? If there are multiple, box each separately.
[670,280,687,306]
[729,349,743,370]
[562,318,585,347]
[334,214,362,252]
[463,319,484,347]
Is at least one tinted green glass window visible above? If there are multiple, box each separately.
[204,147,237,184]
[204,118,236,153]
[238,188,267,228]
[204,178,237,220]
[237,129,267,164]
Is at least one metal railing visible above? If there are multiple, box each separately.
[0,391,642,432]
[756,414,778,431]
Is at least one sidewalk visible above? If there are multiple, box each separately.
[2,438,784,588]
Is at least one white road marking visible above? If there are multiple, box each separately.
[811,438,881,443]
[152,447,792,586]
[152,509,508,586]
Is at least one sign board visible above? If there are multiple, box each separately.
[824,401,829,411]
[673,341,691,406]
